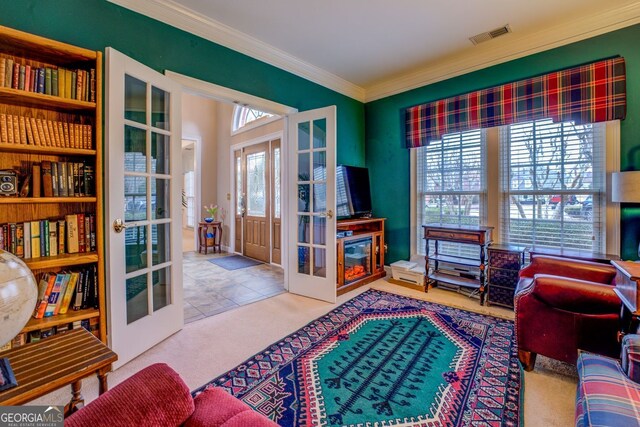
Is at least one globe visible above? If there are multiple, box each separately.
[0,250,38,348]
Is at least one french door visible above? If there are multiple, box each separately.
[287,106,337,303]
[106,48,183,368]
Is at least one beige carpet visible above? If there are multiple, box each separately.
[30,279,577,426]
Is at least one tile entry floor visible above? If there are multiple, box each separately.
[182,251,285,324]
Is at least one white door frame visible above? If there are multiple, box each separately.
[165,70,296,290]
[182,135,202,252]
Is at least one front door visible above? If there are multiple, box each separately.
[106,48,183,368]
[242,142,270,262]
[287,106,337,303]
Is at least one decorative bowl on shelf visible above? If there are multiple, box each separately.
[204,217,214,223]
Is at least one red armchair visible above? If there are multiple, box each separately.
[65,363,278,427]
[514,254,621,371]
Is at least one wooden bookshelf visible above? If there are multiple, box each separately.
[0,143,96,156]
[0,25,105,346]
[21,308,100,333]
[24,252,99,270]
[0,87,96,110]
[0,197,97,204]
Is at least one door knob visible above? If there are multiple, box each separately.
[320,210,334,219]
[113,218,128,233]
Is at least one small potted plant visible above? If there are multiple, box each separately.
[203,204,218,223]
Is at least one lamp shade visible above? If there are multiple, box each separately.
[612,171,640,203]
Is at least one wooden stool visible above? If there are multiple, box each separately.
[198,221,222,254]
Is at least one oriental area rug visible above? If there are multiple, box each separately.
[194,289,523,426]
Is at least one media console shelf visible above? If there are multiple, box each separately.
[422,224,493,305]
[337,218,386,295]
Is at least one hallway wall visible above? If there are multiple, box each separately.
[182,93,218,223]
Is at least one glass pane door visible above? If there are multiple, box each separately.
[287,106,336,303]
[124,75,173,324]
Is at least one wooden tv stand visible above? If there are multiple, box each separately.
[336,218,386,295]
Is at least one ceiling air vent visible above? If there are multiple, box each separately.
[469,25,511,45]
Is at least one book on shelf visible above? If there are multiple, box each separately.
[41,160,53,197]
[57,219,65,254]
[0,114,7,143]
[42,220,48,257]
[32,163,41,197]
[43,273,65,317]
[77,213,85,253]
[30,221,40,258]
[58,161,67,196]
[15,223,23,258]
[33,272,56,319]
[23,223,31,259]
[49,220,58,257]
[67,162,74,197]
[51,161,58,196]
[65,213,79,254]
[11,115,19,144]
[58,271,79,315]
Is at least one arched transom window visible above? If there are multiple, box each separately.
[232,105,274,132]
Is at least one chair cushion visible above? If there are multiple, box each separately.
[519,255,616,284]
[527,274,620,314]
[576,352,640,427]
[184,387,278,427]
[65,363,194,427]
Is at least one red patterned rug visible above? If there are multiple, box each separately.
[194,289,523,426]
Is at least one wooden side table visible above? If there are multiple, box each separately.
[611,260,640,337]
[0,328,117,415]
[422,224,493,305]
[198,221,222,254]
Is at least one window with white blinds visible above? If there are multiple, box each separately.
[416,129,486,256]
[499,119,606,251]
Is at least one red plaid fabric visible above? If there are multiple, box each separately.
[405,57,626,148]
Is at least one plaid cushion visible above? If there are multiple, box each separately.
[622,334,640,383]
[576,352,640,427]
[405,57,626,148]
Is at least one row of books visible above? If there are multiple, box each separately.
[0,57,96,102]
[0,113,93,149]
[0,213,97,259]
[39,160,95,197]
[0,318,99,351]
[33,265,99,319]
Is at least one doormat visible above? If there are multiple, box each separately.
[208,255,263,270]
[193,289,523,426]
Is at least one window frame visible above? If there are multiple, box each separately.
[410,121,620,261]
[499,119,606,252]
[414,129,487,257]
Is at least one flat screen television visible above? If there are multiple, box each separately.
[336,165,372,219]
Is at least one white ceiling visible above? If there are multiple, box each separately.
[111,0,640,101]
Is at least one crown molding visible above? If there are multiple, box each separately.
[109,0,639,105]
[365,2,640,102]
[108,0,366,102]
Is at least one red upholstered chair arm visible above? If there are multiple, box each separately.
[518,255,616,284]
[65,363,195,427]
[528,274,621,314]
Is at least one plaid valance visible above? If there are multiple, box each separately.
[405,57,626,148]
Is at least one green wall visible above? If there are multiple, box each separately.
[366,24,640,263]
[0,0,365,166]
